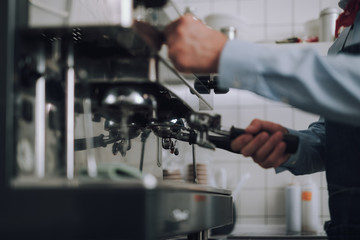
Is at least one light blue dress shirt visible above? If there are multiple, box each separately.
[218,10,360,174]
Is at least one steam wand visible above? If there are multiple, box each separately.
[192,144,198,184]
[139,129,152,172]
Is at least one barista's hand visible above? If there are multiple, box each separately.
[164,14,228,73]
[231,119,291,169]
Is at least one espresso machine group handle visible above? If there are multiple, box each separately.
[209,127,299,154]
[74,134,113,151]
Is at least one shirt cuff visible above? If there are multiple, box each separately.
[275,128,302,174]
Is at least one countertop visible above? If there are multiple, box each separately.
[173,224,328,240]
[215,224,328,240]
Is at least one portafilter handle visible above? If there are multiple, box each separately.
[209,126,299,154]
[188,112,299,154]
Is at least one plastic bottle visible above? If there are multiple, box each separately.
[285,181,301,234]
[301,177,319,233]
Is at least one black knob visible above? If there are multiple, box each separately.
[213,76,229,94]
[193,75,229,94]
[194,76,211,94]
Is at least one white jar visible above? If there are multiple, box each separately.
[285,183,302,234]
[301,179,319,233]
[319,7,340,42]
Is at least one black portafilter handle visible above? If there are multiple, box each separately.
[208,126,299,154]
[74,135,107,151]
[134,0,168,8]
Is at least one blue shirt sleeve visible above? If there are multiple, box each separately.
[275,118,326,175]
[218,40,360,126]
[217,14,360,174]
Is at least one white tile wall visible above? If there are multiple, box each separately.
[238,189,266,216]
[294,0,321,25]
[267,189,285,216]
[239,0,265,25]
[213,0,239,15]
[169,0,341,229]
[266,0,292,25]
[173,0,341,42]
[240,162,266,189]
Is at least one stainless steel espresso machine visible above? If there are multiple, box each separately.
[0,0,236,239]
[1,1,300,239]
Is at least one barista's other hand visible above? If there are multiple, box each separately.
[230,119,291,169]
[164,14,228,73]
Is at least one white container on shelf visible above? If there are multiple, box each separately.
[301,177,319,233]
[285,182,302,234]
[204,13,248,40]
[319,7,340,42]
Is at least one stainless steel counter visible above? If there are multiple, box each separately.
[226,224,327,240]
[226,235,327,240]
[227,236,327,239]
[173,225,328,240]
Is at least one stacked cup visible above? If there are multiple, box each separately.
[163,169,183,182]
[186,163,208,184]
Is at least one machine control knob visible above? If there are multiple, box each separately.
[194,75,229,94]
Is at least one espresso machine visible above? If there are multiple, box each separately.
[0,1,299,239]
[0,0,235,239]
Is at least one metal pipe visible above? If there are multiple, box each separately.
[35,46,46,178]
[187,230,208,240]
[192,144,198,184]
[35,76,45,178]
[83,98,97,178]
[148,56,157,81]
[139,141,145,172]
[201,230,209,240]
[66,44,75,180]
[107,0,133,27]
[139,130,151,172]
[119,0,133,28]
